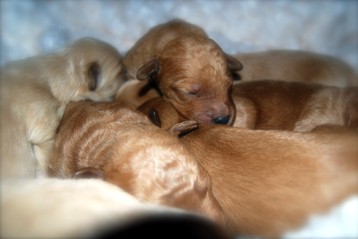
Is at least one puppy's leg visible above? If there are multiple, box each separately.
[294,91,345,132]
[27,101,64,177]
[168,120,199,137]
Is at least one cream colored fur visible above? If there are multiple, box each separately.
[0,38,124,179]
[0,178,192,238]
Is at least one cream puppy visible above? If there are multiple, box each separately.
[0,37,124,179]
[1,179,229,238]
[118,19,242,125]
[233,50,358,87]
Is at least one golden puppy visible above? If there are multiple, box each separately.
[138,80,358,132]
[117,19,242,125]
[139,106,358,236]
[47,101,224,225]
[233,50,358,86]
[0,37,124,179]
[180,126,358,237]
[232,80,358,131]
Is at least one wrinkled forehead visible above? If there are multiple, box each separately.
[160,37,232,90]
[163,57,232,86]
[164,36,226,60]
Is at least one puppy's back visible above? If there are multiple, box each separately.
[180,125,358,236]
[234,50,358,87]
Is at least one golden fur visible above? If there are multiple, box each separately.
[233,50,358,86]
[0,38,124,179]
[180,126,358,236]
[117,19,242,125]
[138,97,358,236]
[47,101,224,225]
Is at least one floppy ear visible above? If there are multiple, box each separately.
[136,59,160,82]
[225,53,243,71]
[86,62,101,91]
[147,109,162,127]
[168,120,199,137]
[225,53,243,81]
[73,167,104,179]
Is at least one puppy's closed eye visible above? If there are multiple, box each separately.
[172,82,201,99]
[87,62,101,91]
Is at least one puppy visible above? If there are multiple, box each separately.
[117,19,242,125]
[138,80,358,132]
[232,80,358,131]
[180,126,358,237]
[2,178,224,238]
[137,97,186,130]
[233,50,358,87]
[0,37,124,179]
[47,101,224,225]
[141,106,358,236]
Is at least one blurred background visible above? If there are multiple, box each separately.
[1,0,357,237]
[1,0,358,68]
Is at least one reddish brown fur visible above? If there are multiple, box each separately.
[117,19,242,125]
[234,50,358,87]
[180,126,358,236]
[137,97,186,129]
[232,80,358,131]
[48,101,224,225]
[138,82,358,132]
[137,97,358,236]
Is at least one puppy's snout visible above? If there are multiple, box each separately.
[206,102,232,125]
[213,115,230,125]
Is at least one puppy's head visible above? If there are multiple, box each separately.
[65,110,224,224]
[137,36,242,125]
[137,97,184,129]
[63,37,125,102]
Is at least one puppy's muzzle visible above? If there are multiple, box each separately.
[213,115,230,125]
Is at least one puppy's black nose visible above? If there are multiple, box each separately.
[213,115,230,125]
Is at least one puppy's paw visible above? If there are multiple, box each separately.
[168,120,199,137]
[73,167,104,179]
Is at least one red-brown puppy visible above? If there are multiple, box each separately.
[47,101,224,226]
[233,50,358,86]
[232,80,358,131]
[138,103,358,236]
[117,19,242,125]
[137,81,358,133]
[180,126,358,237]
